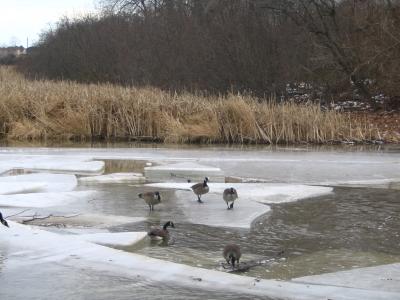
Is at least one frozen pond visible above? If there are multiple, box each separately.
[126,187,400,280]
[0,144,400,299]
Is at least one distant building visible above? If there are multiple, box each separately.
[26,46,38,55]
[0,46,25,58]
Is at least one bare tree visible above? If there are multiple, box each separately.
[18,0,400,108]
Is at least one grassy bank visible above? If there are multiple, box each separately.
[0,67,386,144]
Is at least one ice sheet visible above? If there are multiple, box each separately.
[0,182,45,195]
[0,155,104,175]
[79,172,146,184]
[174,190,270,228]
[146,182,333,204]
[1,147,398,186]
[146,183,332,228]
[0,173,77,193]
[145,162,225,182]
[0,191,95,208]
[319,178,400,189]
[0,222,397,300]
[293,263,400,293]
[12,213,146,228]
[76,232,148,246]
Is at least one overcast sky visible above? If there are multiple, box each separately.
[0,0,97,47]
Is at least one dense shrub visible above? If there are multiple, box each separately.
[17,0,400,107]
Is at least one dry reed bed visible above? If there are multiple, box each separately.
[0,67,380,143]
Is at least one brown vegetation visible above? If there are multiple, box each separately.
[0,67,385,144]
[17,0,400,108]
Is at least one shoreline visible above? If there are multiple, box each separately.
[1,67,398,144]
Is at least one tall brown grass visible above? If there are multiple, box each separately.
[0,66,380,144]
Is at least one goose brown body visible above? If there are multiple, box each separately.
[148,221,175,240]
[0,211,9,228]
[139,191,161,210]
[223,187,238,209]
[191,177,209,203]
[223,244,241,267]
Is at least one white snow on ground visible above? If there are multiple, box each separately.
[0,173,77,193]
[0,222,398,300]
[79,172,146,184]
[0,155,104,175]
[145,162,225,182]
[293,263,400,293]
[0,191,96,208]
[146,183,332,228]
[146,182,333,204]
[76,232,148,246]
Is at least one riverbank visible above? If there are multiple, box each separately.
[352,111,400,143]
[0,66,396,144]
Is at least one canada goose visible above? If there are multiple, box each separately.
[0,211,9,228]
[191,177,209,203]
[223,187,238,209]
[138,191,161,211]
[223,244,241,268]
[148,221,175,240]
